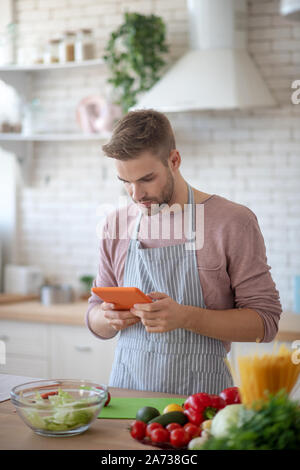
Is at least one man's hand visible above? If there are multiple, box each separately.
[130,292,184,333]
[101,302,141,331]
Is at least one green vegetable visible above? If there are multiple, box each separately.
[188,437,206,450]
[22,389,100,432]
[210,404,244,438]
[103,12,169,113]
[148,411,188,427]
[136,406,160,423]
[79,275,94,293]
[200,390,300,450]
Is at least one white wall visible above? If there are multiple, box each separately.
[4,0,300,309]
[0,0,13,31]
[0,150,22,290]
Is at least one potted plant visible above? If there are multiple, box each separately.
[79,275,94,300]
[103,12,169,114]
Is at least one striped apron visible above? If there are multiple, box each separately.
[109,183,233,395]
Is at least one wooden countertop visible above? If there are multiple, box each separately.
[0,300,299,341]
[0,385,187,450]
[276,312,300,342]
[0,300,88,326]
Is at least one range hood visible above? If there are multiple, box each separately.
[132,0,277,112]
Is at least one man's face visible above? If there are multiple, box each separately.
[115,151,174,215]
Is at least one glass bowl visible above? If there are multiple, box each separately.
[10,379,108,437]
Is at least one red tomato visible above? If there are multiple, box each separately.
[170,428,190,448]
[130,420,147,440]
[40,391,58,399]
[96,387,111,407]
[184,393,212,413]
[219,387,241,405]
[150,427,170,444]
[104,391,111,407]
[184,407,204,426]
[183,423,201,439]
[146,422,163,438]
[166,423,182,432]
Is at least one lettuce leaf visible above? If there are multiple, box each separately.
[23,388,99,431]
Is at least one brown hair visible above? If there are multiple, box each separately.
[102,109,176,167]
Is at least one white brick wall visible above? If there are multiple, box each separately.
[3,0,299,311]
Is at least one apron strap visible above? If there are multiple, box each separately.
[186,183,196,240]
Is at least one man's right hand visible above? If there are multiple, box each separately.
[101,302,141,331]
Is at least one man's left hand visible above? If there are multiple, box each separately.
[130,292,184,333]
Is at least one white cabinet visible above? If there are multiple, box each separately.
[0,319,117,384]
[1,355,49,378]
[0,320,49,356]
[49,324,118,384]
[0,319,50,377]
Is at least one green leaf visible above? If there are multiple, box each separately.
[102,11,169,113]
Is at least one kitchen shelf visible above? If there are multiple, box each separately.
[0,58,105,72]
[0,58,110,186]
[0,132,111,142]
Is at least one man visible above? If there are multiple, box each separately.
[86,109,282,395]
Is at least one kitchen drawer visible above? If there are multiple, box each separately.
[0,320,49,358]
[0,354,49,378]
[49,324,118,383]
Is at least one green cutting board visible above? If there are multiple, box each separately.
[98,397,186,419]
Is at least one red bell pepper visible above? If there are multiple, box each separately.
[183,392,226,424]
[210,394,226,411]
[219,387,241,405]
[183,407,204,426]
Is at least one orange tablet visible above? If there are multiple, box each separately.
[91,287,152,310]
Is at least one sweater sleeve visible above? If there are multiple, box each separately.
[85,217,118,340]
[226,213,282,342]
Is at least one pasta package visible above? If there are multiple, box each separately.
[226,343,300,407]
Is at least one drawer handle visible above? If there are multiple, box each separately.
[0,335,9,342]
[74,345,92,352]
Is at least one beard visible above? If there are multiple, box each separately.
[136,168,175,216]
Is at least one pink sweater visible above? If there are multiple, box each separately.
[86,194,282,352]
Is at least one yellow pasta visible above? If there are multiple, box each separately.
[227,343,300,407]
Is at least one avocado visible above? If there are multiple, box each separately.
[136,406,160,423]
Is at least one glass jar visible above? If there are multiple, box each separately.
[0,23,17,65]
[75,29,94,62]
[59,31,75,62]
[43,40,51,64]
[50,38,60,63]
[44,38,61,64]
[32,40,44,64]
